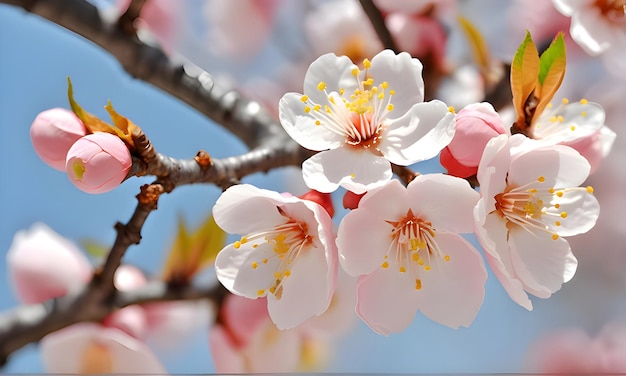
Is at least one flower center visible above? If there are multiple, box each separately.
[494,175,594,240]
[79,342,113,374]
[233,207,313,299]
[299,58,396,151]
[594,0,626,24]
[384,209,449,290]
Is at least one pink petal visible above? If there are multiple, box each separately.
[208,326,246,373]
[407,174,478,233]
[245,322,302,372]
[356,268,420,335]
[415,233,487,328]
[41,323,166,374]
[7,223,91,304]
[222,294,269,346]
[30,108,86,171]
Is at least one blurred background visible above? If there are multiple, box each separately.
[1,0,626,373]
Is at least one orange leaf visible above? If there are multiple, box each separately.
[510,31,540,126]
[534,32,567,122]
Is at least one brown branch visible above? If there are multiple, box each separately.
[0,278,228,367]
[116,0,147,35]
[0,0,290,149]
[358,0,398,53]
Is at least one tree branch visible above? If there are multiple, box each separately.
[358,0,398,53]
[0,0,291,149]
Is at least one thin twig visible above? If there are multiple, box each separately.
[358,0,398,53]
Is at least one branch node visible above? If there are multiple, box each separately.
[194,150,212,169]
[136,183,163,206]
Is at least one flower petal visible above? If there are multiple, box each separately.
[213,184,289,234]
[407,174,478,233]
[508,143,590,188]
[267,248,333,329]
[303,53,358,103]
[379,100,455,165]
[41,323,166,374]
[302,148,392,194]
[548,187,599,236]
[279,92,344,151]
[208,326,246,373]
[355,268,420,335]
[216,242,280,298]
[416,233,487,328]
[367,50,424,114]
[509,226,577,296]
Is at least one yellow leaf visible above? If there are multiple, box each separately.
[534,32,566,122]
[458,16,491,74]
[162,213,227,284]
[104,100,141,148]
[67,77,119,136]
[510,31,540,127]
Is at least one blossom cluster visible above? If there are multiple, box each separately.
[30,108,131,194]
[212,49,605,338]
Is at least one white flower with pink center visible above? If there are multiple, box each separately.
[474,134,600,310]
[213,184,337,330]
[279,50,456,194]
[336,175,487,335]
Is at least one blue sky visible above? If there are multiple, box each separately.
[1,2,622,374]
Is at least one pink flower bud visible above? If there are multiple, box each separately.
[65,133,132,194]
[30,108,87,171]
[298,190,335,217]
[440,102,507,178]
[7,223,92,304]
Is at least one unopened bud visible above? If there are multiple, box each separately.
[65,133,131,194]
[30,108,87,171]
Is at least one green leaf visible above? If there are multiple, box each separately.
[510,31,540,127]
[535,32,566,118]
[80,239,109,259]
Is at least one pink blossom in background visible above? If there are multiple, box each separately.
[103,265,149,340]
[7,222,92,304]
[526,322,626,373]
[204,0,280,59]
[474,134,600,310]
[279,50,456,194]
[337,176,487,335]
[440,102,507,178]
[65,132,132,194]
[213,184,337,330]
[40,323,166,374]
[29,108,86,171]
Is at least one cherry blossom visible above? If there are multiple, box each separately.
[526,322,626,373]
[213,184,337,329]
[474,134,600,310]
[552,0,626,55]
[336,176,487,335]
[41,323,166,374]
[7,222,92,304]
[279,49,456,194]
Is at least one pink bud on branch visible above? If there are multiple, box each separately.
[65,132,132,194]
[30,108,87,171]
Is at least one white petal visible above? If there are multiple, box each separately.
[216,242,279,298]
[475,211,533,310]
[379,100,455,165]
[416,233,487,328]
[213,184,289,234]
[367,50,424,114]
[552,0,587,16]
[532,102,605,143]
[548,188,599,236]
[279,92,344,151]
[303,53,358,104]
[508,144,590,188]
[302,148,392,194]
[355,269,420,335]
[509,227,577,296]
[407,174,479,233]
[570,7,613,55]
[267,248,333,329]
[476,134,511,199]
